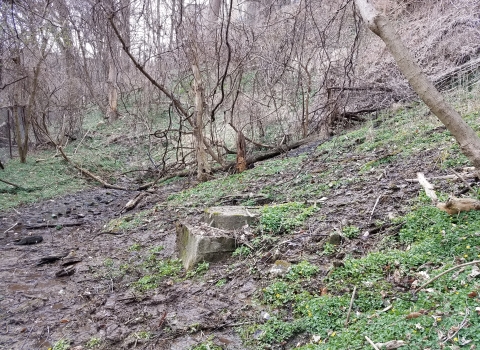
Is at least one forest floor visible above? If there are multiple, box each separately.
[1,98,480,350]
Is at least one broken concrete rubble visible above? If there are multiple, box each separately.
[176,222,237,270]
[204,206,259,230]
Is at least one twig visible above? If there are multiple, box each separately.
[368,196,382,224]
[442,307,470,344]
[345,286,357,326]
[365,336,380,350]
[0,178,22,188]
[3,222,19,234]
[414,260,480,294]
[451,169,474,193]
[405,173,477,182]
[158,311,167,329]
[74,128,91,154]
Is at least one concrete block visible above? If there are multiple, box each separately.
[204,206,259,230]
[176,223,237,270]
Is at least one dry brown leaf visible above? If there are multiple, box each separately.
[405,312,423,319]
[467,291,478,298]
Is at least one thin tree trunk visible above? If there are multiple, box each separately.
[354,0,480,169]
[106,59,118,121]
[191,60,211,181]
[236,130,247,173]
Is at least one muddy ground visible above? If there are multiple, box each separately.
[0,144,469,350]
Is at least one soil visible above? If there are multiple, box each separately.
[0,143,471,350]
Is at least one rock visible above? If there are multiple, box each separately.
[176,223,237,270]
[14,236,43,245]
[269,260,292,277]
[204,206,259,230]
[37,252,69,266]
[104,296,116,310]
[327,233,343,246]
[105,323,125,342]
[55,266,76,277]
[332,260,345,268]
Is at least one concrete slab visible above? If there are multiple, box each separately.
[204,206,259,230]
[176,222,237,270]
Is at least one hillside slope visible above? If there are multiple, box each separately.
[1,88,480,349]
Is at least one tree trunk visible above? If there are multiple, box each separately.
[191,60,211,181]
[12,106,27,163]
[236,130,247,173]
[354,0,480,169]
[106,59,118,121]
[209,0,222,22]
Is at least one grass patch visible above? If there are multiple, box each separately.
[51,339,70,350]
[0,156,88,210]
[260,202,318,234]
[132,258,183,291]
[103,209,154,233]
[243,192,480,349]
[167,156,306,206]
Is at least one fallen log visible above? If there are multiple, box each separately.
[57,146,128,191]
[416,172,480,215]
[25,221,85,229]
[436,197,480,215]
[124,192,148,211]
[137,135,326,190]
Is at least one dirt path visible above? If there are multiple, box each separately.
[0,181,246,349]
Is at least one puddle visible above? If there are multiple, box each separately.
[52,302,64,310]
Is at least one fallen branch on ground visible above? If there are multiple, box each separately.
[365,336,380,350]
[124,192,148,211]
[137,135,326,190]
[136,169,192,191]
[0,178,22,189]
[437,197,480,215]
[416,172,480,214]
[405,172,477,182]
[25,221,85,229]
[414,260,480,294]
[57,146,128,191]
[417,173,438,203]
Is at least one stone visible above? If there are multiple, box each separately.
[269,260,292,277]
[176,223,237,270]
[204,206,260,230]
[327,233,343,246]
[14,236,43,245]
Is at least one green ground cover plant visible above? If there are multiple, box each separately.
[260,202,318,234]
[243,192,480,349]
